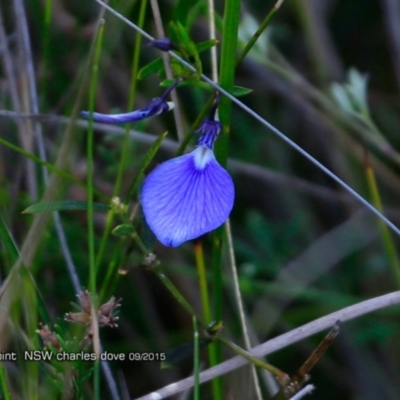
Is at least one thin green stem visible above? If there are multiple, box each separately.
[211,229,223,373]
[0,363,11,400]
[123,231,205,324]
[95,0,147,273]
[193,316,200,400]
[0,137,84,188]
[295,0,327,87]
[194,240,211,322]
[153,265,202,321]
[236,0,284,66]
[194,240,223,397]
[86,18,106,400]
[217,336,289,385]
[215,0,240,165]
[225,219,262,399]
[0,215,20,263]
[87,17,105,306]
[209,0,241,396]
[207,4,241,385]
[115,0,147,194]
[22,271,39,400]
[98,242,124,301]
[365,152,400,289]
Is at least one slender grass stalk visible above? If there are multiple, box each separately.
[40,0,53,102]
[236,0,284,66]
[95,0,148,275]
[87,16,105,307]
[204,1,223,395]
[210,0,240,397]
[295,0,327,87]
[364,150,400,288]
[149,0,185,141]
[21,270,39,400]
[194,240,222,396]
[0,218,20,400]
[211,229,223,356]
[215,0,240,165]
[0,138,83,187]
[13,0,39,198]
[0,363,11,400]
[86,18,106,400]
[115,0,147,195]
[98,244,124,301]
[0,215,19,263]
[225,219,262,399]
[207,0,218,82]
[217,336,288,383]
[194,240,212,322]
[193,316,200,400]
[152,265,203,321]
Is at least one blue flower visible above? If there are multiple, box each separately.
[80,98,174,124]
[80,81,179,124]
[141,117,234,247]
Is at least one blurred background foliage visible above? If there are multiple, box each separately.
[1,0,400,399]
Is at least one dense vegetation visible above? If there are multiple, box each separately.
[1,0,400,399]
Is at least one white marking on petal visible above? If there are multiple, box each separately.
[167,101,175,111]
[193,146,215,170]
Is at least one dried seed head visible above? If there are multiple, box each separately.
[37,324,61,350]
[65,291,122,330]
[77,290,92,314]
[99,296,121,317]
[65,311,91,325]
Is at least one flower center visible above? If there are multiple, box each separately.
[193,146,214,170]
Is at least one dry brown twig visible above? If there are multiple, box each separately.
[134,290,400,399]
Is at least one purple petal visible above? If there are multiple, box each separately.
[80,98,174,124]
[141,147,234,247]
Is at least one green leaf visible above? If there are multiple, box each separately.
[137,58,164,80]
[175,21,197,56]
[196,39,219,54]
[161,339,212,369]
[22,201,111,214]
[231,85,253,97]
[169,21,202,77]
[111,224,135,237]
